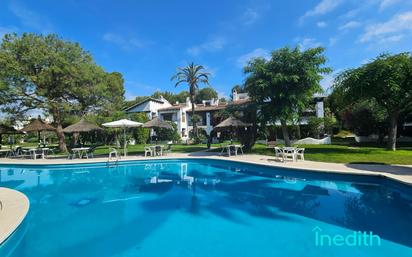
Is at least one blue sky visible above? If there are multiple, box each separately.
[1,0,412,100]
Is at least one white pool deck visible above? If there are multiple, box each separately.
[0,188,29,245]
[1,151,412,245]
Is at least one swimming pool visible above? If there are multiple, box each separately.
[1,158,412,257]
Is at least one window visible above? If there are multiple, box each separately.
[182,112,186,122]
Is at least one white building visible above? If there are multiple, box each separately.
[125,90,326,140]
[124,96,171,119]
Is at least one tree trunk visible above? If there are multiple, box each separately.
[296,125,301,139]
[280,119,291,147]
[191,100,198,142]
[387,112,399,151]
[52,108,67,152]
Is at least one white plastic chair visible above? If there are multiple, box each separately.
[274,147,284,161]
[144,146,152,157]
[283,147,296,162]
[296,148,305,161]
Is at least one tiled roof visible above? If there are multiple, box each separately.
[184,103,228,112]
[158,104,186,111]
[231,99,251,105]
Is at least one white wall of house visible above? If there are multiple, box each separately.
[315,101,324,118]
[126,97,172,119]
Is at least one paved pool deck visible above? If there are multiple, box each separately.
[0,188,29,245]
[1,151,412,186]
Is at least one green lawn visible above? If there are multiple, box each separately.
[93,144,209,156]
[251,143,412,165]
[6,140,412,165]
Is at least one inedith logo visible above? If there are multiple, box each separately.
[312,227,381,247]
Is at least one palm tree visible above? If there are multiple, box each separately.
[171,62,210,141]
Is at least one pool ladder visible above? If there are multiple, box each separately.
[107,148,119,167]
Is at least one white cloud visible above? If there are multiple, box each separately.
[103,33,148,50]
[9,2,53,33]
[242,8,260,25]
[328,37,338,46]
[300,0,343,22]
[296,37,322,50]
[378,34,404,43]
[359,11,412,42]
[236,48,270,68]
[339,21,361,30]
[187,37,226,56]
[380,0,402,10]
[341,8,361,19]
[317,21,327,28]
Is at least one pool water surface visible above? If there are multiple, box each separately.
[1,159,412,257]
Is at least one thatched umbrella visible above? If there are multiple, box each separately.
[214,116,252,143]
[63,119,103,147]
[142,117,173,143]
[22,117,56,145]
[142,117,173,129]
[63,119,102,133]
[0,124,22,145]
[0,124,20,134]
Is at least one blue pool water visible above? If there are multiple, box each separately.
[1,159,412,257]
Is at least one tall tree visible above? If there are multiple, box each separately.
[171,62,210,141]
[0,33,125,151]
[195,87,218,103]
[333,53,412,150]
[244,47,331,146]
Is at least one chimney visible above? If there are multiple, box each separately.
[232,89,238,101]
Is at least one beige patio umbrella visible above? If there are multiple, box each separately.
[214,116,252,143]
[102,119,143,157]
[22,117,56,145]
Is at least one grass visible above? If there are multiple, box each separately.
[5,139,412,165]
[251,143,412,165]
[93,143,209,156]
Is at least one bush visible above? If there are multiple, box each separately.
[155,122,180,142]
[307,117,324,138]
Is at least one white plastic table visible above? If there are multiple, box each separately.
[221,145,243,156]
[149,145,164,156]
[71,147,90,159]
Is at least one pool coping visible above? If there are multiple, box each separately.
[1,152,412,187]
[0,187,30,245]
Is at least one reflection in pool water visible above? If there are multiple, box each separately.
[1,159,412,257]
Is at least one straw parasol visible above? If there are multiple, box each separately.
[0,124,22,145]
[214,117,252,129]
[102,119,143,157]
[0,124,20,134]
[22,118,56,132]
[214,117,252,143]
[142,117,173,143]
[63,118,103,133]
[142,117,173,129]
[22,117,56,144]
